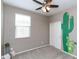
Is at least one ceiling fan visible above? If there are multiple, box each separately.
[33,0,59,12]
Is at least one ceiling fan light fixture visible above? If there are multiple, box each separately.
[42,6,51,12]
[42,6,46,12]
[46,6,51,11]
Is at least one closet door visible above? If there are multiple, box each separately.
[50,21,62,49]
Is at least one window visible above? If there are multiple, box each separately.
[15,13,31,38]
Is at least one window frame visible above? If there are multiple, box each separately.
[15,13,31,39]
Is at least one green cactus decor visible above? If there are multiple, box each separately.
[61,12,74,52]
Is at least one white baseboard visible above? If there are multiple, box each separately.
[15,44,77,58]
[15,44,49,55]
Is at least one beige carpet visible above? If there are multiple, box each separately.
[14,46,76,59]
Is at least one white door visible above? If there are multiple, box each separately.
[50,21,62,49]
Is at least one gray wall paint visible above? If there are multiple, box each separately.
[3,4,49,53]
[49,7,77,55]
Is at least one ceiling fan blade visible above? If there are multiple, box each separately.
[50,5,59,8]
[33,0,43,5]
[36,7,42,10]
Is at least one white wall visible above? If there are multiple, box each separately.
[49,6,77,56]
[3,4,49,53]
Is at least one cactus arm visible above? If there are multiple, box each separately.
[68,16,74,33]
[63,12,69,24]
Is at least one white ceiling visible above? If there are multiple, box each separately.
[3,0,77,16]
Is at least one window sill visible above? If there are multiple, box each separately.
[15,37,30,39]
